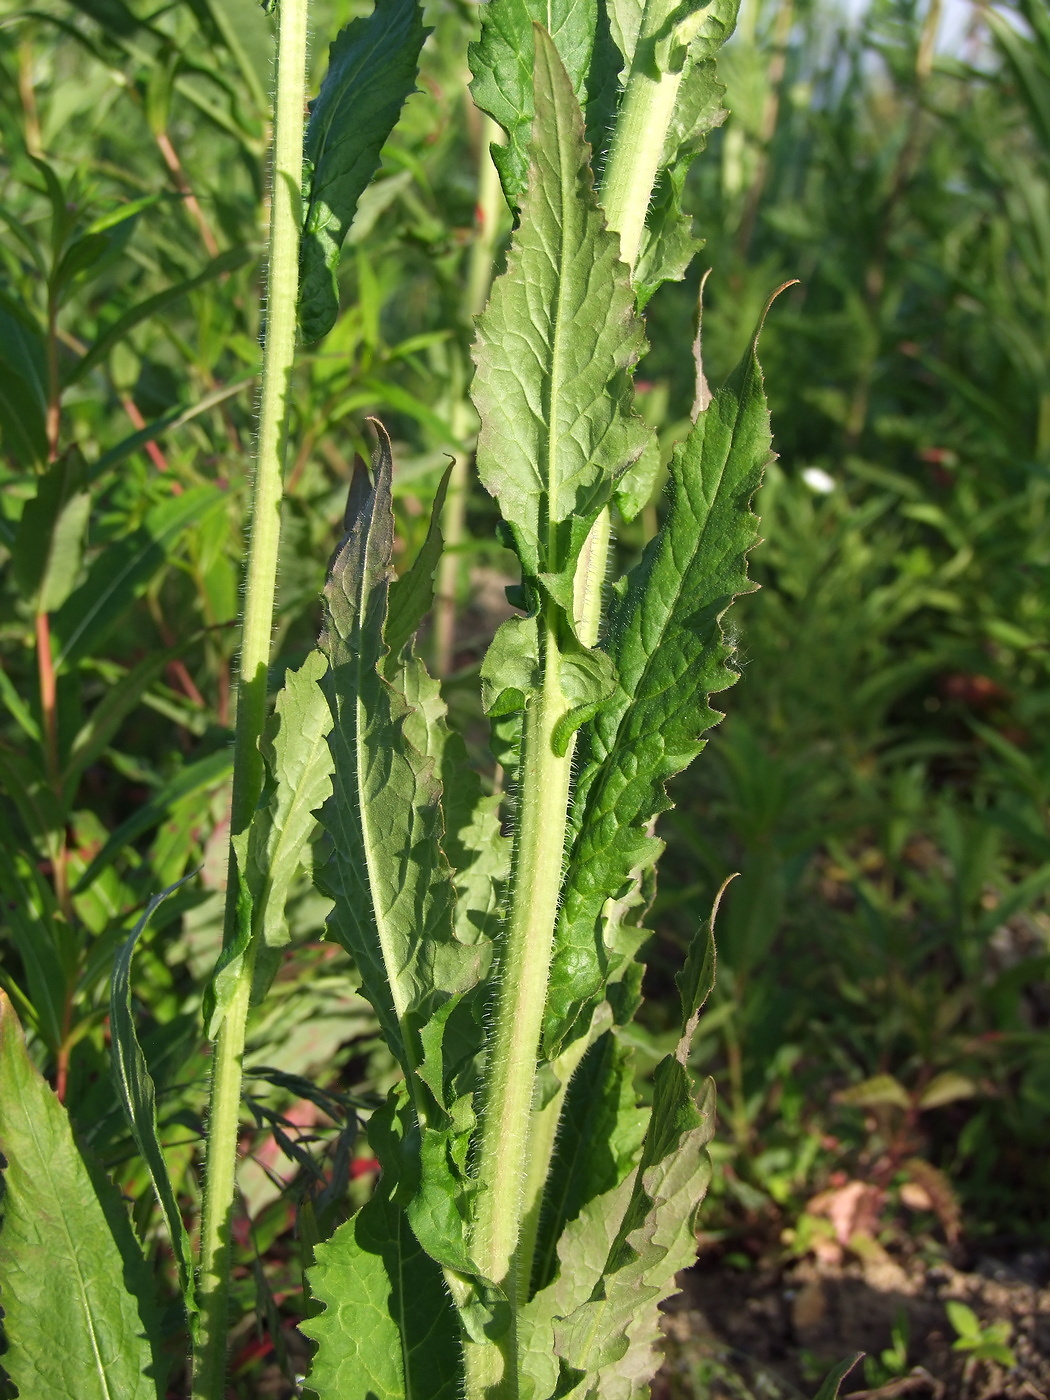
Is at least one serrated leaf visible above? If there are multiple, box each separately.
[318,424,484,1082]
[298,0,428,343]
[303,1095,463,1400]
[385,462,452,661]
[468,0,598,207]
[471,27,651,598]
[110,880,198,1340]
[522,1057,714,1400]
[543,322,770,1056]
[247,650,334,1000]
[0,990,163,1399]
[529,1030,647,1298]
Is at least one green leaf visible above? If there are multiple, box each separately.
[810,1354,864,1400]
[0,292,48,466]
[0,808,67,1052]
[298,0,428,343]
[385,461,453,661]
[317,424,483,1078]
[109,881,198,1340]
[62,648,181,807]
[67,248,252,384]
[11,450,90,613]
[73,748,232,894]
[522,1056,715,1399]
[246,650,335,1001]
[471,26,651,600]
[544,321,770,1055]
[51,484,226,669]
[528,1030,648,1298]
[675,880,724,1054]
[836,1073,911,1111]
[302,1096,464,1400]
[0,989,163,1399]
[468,0,599,208]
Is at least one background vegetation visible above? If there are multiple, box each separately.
[0,0,1047,1392]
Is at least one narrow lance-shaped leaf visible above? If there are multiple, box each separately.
[0,989,163,1400]
[298,0,428,343]
[544,313,773,1056]
[471,25,651,621]
[110,879,198,1341]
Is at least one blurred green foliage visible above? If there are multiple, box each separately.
[1,0,1048,1389]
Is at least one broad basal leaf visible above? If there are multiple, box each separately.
[298,0,428,343]
[0,990,162,1400]
[303,1095,463,1400]
[543,320,771,1056]
[468,0,598,207]
[471,26,651,611]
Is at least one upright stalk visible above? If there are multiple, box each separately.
[466,607,576,1395]
[465,34,691,1395]
[192,0,309,1392]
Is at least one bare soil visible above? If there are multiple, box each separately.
[656,1247,1050,1400]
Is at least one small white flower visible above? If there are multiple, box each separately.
[802,466,836,494]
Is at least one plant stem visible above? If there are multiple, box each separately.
[466,30,696,1391]
[600,0,693,269]
[192,0,309,1389]
[466,607,575,1392]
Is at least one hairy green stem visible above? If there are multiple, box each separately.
[466,607,575,1396]
[600,0,692,269]
[192,0,309,1391]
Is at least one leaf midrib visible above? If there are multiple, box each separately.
[17,1072,122,1398]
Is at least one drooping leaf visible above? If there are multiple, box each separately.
[67,248,252,384]
[471,26,651,611]
[51,485,226,669]
[544,319,771,1056]
[11,449,90,613]
[298,0,428,343]
[73,748,232,894]
[110,881,198,1339]
[468,0,599,207]
[302,1095,463,1400]
[0,990,163,1399]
